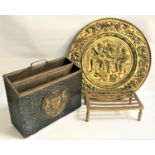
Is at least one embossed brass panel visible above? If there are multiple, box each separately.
[42,86,70,117]
[67,18,151,99]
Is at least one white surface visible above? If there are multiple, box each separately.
[0,15,155,139]
[0,0,155,15]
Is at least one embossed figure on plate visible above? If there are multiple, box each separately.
[82,36,133,88]
[68,18,151,99]
[42,86,69,117]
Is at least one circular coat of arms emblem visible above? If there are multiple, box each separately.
[67,18,151,95]
[42,86,70,117]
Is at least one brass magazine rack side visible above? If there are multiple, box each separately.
[83,88,144,121]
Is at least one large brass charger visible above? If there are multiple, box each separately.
[67,18,151,101]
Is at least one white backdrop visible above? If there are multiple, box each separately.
[0,15,155,139]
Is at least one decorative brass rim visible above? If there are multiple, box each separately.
[67,18,151,99]
[42,86,70,117]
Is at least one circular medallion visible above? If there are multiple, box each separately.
[67,18,151,98]
[42,86,69,117]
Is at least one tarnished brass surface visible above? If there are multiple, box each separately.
[42,86,69,117]
[67,18,151,98]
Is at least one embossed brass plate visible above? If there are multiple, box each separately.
[42,86,70,117]
[67,18,151,98]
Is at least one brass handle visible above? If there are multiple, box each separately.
[30,59,48,68]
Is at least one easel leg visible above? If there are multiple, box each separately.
[138,109,143,121]
[129,97,131,104]
[86,109,90,122]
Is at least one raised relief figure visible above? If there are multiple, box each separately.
[87,38,129,84]
[42,86,69,117]
[44,95,61,116]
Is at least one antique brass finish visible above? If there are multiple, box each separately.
[42,86,70,117]
[82,35,133,88]
[83,89,144,122]
[68,18,151,100]
[3,56,82,137]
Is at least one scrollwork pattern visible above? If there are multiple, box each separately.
[68,18,151,99]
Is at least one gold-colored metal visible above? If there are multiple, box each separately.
[42,86,69,117]
[83,90,144,121]
[82,36,133,88]
[68,18,151,100]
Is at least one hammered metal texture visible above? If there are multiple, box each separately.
[42,86,70,117]
[4,72,82,137]
[67,18,151,99]
[18,74,81,137]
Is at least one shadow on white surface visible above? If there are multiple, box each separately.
[76,105,138,122]
[0,107,23,139]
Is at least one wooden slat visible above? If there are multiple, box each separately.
[13,64,73,87]
[89,94,133,98]
[90,102,139,106]
[19,70,81,97]
[87,91,133,95]
[83,90,144,121]
[7,56,69,82]
[90,98,137,102]
[90,106,142,111]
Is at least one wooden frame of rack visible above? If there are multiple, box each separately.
[83,88,144,122]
